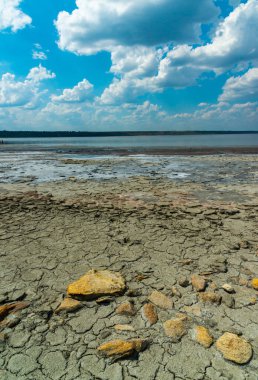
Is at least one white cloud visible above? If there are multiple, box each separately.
[0,0,31,32]
[32,51,47,60]
[52,79,93,103]
[56,0,218,55]
[4,97,258,131]
[0,66,55,107]
[27,65,56,82]
[100,0,258,104]
[219,68,258,102]
[159,0,258,81]
[32,44,48,61]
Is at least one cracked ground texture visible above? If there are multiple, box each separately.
[0,155,258,380]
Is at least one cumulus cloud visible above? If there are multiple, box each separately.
[0,65,55,107]
[27,65,56,82]
[0,0,31,32]
[219,68,258,102]
[100,0,258,104]
[159,0,258,80]
[51,79,93,103]
[56,0,218,55]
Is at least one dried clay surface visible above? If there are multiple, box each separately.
[0,154,258,380]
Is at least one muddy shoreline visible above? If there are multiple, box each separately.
[1,144,258,155]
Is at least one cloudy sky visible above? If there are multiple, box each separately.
[0,0,258,131]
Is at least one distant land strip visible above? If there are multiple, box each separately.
[1,130,258,138]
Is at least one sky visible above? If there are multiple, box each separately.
[0,0,258,131]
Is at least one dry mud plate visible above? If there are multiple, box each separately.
[0,156,258,380]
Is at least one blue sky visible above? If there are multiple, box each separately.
[0,0,258,131]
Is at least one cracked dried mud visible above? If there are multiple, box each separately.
[0,154,258,379]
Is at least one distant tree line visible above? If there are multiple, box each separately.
[0,130,257,138]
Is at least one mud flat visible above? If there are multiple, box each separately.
[0,154,258,380]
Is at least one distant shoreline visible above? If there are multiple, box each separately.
[1,145,258,156]
[1,130,258,138]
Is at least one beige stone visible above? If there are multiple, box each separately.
[191,274,207,292]
[163,317,188,342]
[97,339,147,359]
[116,301,136,316]
[114,324,135,332]
[216,333,253,364]
[198,292,221,304]
[222,284,235,294]
[55,298,81,314]
[193,326,213,348]
[183,305,202,317]
[67,270,126,299]
[148,290,173,310]
[142,303,158,326]
[171,286,181,298]
[96,296,114,304]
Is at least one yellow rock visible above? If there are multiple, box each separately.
[55,298,81,314]
[216,333,253,364]
[163,317,188,342]
[67,270,126,299]
[116,301,136,316]
[251,278,258,290]
[97,339,147,360]
[148,290,173,310]
[198,292,221,304]
[142,303,158,326]
[191,274,207,292]
[193,326,213,348]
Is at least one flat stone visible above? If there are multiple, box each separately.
[216,333,253,364]
[97,339,148,360]
[192,326,213,348]
[116,301,136,316]
[96,296,114,304]
[148,290,173,310]
[142,303,158,326]
[67,270,126,299]
[55,297,82,314]
[222,284,235,294]
[251,278,258,290]
[114,324,135,332]
[198,292,221,304]
[191,274,207,292]
[0,314,21,328]
[0,301,29,322]
[163,316,188,342]
[183,305,202,317]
